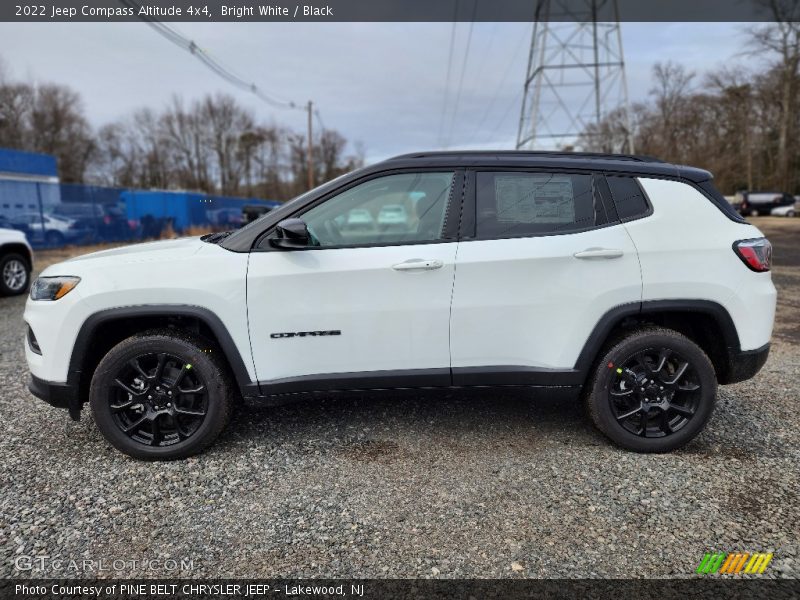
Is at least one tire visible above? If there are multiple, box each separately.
[90,330,233,460]
[585,327,717,453]
[45,231,64,246]
[0,253,31,296]
[787,210,796,218]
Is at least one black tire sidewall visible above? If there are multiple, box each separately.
[589,332,717,452]
[90,334,230,460]
[0,253,30,296]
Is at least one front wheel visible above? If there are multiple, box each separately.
[585,327,717,453]
[0,253,30,296]
[90,330,233,460]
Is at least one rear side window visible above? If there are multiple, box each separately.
[475,172,602,237]
[605,175,650,220]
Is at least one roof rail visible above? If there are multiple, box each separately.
[389,150,665,163]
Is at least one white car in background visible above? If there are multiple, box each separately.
[770,204,796,217]
[0,227,33,296]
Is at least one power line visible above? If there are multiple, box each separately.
[119,0,301,111]
[443,0,478,149]
[436,5,460,149]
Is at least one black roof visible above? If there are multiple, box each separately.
[377,150,712,183]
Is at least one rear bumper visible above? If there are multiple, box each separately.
[28,374,81,421]
[722,342,770,384]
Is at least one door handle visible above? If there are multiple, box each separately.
[392,258,444,271]
[573,247,624,259]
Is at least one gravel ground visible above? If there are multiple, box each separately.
[1,219,798,580]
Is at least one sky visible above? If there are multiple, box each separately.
[0,21,765,163]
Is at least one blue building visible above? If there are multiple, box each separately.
[0,147,279,247]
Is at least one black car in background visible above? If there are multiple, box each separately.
[735,191,796,216]
[51,203,133,241]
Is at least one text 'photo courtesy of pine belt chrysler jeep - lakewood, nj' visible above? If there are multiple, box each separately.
[23,151,777,460]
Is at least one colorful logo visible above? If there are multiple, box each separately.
[696,552,773,575]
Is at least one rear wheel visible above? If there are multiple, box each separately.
[0,253,30,296]
[90,330,233,460]
[585,327,717,453]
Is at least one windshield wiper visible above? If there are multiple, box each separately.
[201,231,233,244]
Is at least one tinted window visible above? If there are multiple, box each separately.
[297,171,454,247]
[475,172,599,237]
[606,175,649,220]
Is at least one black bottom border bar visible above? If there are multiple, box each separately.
[3,579,799,600]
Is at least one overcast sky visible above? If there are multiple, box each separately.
[0,21,763,162]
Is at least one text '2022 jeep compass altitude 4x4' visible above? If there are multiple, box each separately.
[24,151,776,460]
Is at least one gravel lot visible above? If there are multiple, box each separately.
[1,218,798,580]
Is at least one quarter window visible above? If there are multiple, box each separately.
[475,172,600,237]
[606,175,650,220]
[296,172,454,247]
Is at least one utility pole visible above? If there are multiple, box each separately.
[516,0,633,152]
[307,100,314,190]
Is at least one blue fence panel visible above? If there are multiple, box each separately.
[0,176,280,249]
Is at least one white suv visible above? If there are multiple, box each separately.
[24,151,777,460]
[1,227,33,296]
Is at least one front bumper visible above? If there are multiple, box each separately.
[28,374,81,421]
[722,342,770,384]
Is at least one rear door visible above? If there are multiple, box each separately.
[449,170,642,383]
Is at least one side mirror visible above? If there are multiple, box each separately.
[270,218,313,249]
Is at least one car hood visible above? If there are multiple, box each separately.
[42,237,206,275]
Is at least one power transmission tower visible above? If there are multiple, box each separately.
[516,0,633,152]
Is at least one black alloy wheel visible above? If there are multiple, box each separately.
[609,348,701,438]
[109,352,208,447]
[586,327,717,453]
[90,330,232,460]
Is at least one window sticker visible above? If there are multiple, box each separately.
[494,175,575,224]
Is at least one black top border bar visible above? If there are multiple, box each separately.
[2,0,797,22]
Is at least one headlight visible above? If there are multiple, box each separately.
[30,276,81,301]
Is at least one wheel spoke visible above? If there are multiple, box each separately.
[653,349,671,373]
[153,353,167,382]
[664,361,689,385]
[123,414,148,434]
[128,358,150,380]
[677,381,700,392]
[178,384,206,394]
[668,402,695,417]
[174,406,206,417]
[172,364,189,388]
[611,387,633,397]
[660,410,673,435]
[110,399,135,412]
[639,411,649,437]
[113,378,146,397]
[150,416,162,446]
[616,405,642,421]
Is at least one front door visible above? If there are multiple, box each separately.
[247,170,461,391]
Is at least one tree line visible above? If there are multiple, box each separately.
[0,61,364,201]
[578,16,800,195]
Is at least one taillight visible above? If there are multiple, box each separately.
[733,238,772,272]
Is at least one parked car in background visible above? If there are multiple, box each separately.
[345,208,375,230]
[0,226,33,296]
[207,208,244,228]
[770,203,797,217]
[13,212,91,246]
[735,191,796,217]
[242,204,274,226]
[377,204,408,227]
[52,203,132,241]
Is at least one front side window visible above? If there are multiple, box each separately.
[475,171,599,237]
[297,171,454,247]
